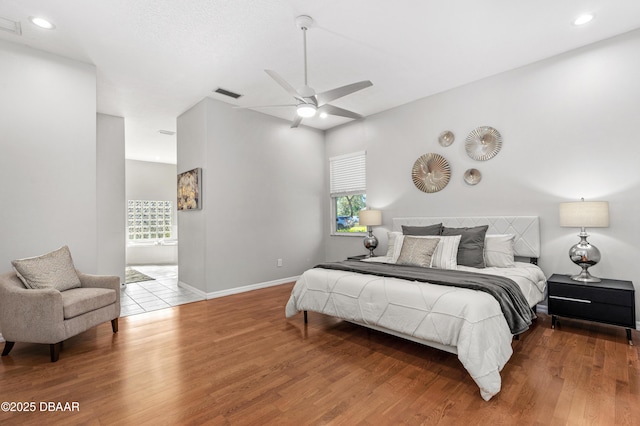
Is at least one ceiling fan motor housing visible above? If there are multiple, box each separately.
[296,15,313,30]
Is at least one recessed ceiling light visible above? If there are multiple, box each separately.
[29,16,55,30]
[573,14,594,26]
[319,112,328,119]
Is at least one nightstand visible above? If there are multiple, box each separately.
[547,273,636,345]
[346,254,370,261]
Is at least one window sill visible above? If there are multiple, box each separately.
[330,232,366,237]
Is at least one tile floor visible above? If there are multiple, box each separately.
[120,265,205,316]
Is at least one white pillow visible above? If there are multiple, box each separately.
[385,232,461,269]
[385,232,405,263]
[484,234,516,268]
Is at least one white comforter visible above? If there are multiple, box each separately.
[285,260,546,401]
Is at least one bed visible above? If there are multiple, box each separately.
[285,216,547,400]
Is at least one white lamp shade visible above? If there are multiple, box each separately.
[559,201,609,228]
[359,209,382,226]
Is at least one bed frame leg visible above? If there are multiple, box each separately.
[303,310,308,324]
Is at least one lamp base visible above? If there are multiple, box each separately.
[568,230,601,283]
[363,228,378,258]
[571,267,601,283]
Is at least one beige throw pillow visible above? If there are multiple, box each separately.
[12,245,82,291]
[396,236,440,267]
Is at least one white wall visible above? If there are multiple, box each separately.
[0,40,98,273]
[325,30,640,320]
[97,114,126,281]
[125,159,178,265]
[177,98,325,294]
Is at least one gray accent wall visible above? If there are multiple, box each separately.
[0,40,99,273]
[324,29,640,320]
[177,98,325,294]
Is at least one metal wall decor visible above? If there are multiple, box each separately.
[463,168,482,185]
[411,153,451,193]
[465,126,502,161]
[438,130,455,147]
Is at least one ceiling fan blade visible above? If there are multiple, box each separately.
[265,70,306,103]
[315,80,373,106]
[290,116,303,128]
[319,104,363,120]
[233,104,296,109]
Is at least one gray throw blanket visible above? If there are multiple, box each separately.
[314,260,536,335]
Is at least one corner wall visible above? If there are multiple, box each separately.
[177,98,325,295]
[97,113,126,281]
[324,29,640,321]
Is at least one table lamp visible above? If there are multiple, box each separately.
[359,209,382,257]
[559,198,609,282]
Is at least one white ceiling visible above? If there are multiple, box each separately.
[2,1,640,164]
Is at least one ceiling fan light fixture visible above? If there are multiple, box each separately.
[297,104,316,118]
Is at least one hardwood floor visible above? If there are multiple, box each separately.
[1,282,638,425]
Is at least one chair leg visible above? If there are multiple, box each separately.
[50,342,61,362]
[2,341,15,356]
[111,318,119,333]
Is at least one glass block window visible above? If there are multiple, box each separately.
[127,200,173,240]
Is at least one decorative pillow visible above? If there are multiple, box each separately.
[441,225,489,268]
[11,246,81,291]
[422,235,462,270]
[401,223,442,236]
[484,234,516,268]
[385,232,405,262]
[396,236,440,267]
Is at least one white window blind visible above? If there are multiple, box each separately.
[329,151,366,196]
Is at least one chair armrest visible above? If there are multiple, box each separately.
[77,272,120,292]
[0,286,66,343]
[76,272,121,316]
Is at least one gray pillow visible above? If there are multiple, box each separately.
[12,245,82,291]
[396,236,440,267]
[441,225,489,268]
[402,223,442,236]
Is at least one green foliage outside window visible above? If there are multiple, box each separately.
[334,194,366,233]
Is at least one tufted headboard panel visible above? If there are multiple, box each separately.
[392,216,540,259]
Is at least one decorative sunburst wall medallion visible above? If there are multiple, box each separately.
[465,126,502,161]
[464,168,482,185]
[438,130,455,147]
[411,153,451,193]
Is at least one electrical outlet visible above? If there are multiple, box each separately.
[277,258,283,267]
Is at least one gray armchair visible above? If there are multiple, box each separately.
[0,271,120,362]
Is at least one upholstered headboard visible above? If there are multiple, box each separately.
[392,216,540,259]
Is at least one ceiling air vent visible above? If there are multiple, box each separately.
[0,17,22,35]
[158,130,176,135]
[213,87,242,99]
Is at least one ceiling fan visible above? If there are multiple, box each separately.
[236,15,373,128]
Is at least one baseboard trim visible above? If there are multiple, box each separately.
[177,281,208,298]
[205,276,300,300]
[178,276,299,300]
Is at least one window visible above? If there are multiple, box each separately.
[329,151,367,234]
[127,200,173,240]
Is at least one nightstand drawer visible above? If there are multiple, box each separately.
[548,282,633,307]
[548,297,635,328]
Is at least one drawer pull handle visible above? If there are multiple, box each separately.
[549,295,591,304]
